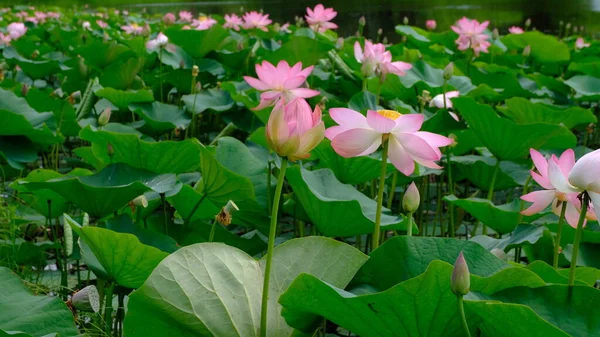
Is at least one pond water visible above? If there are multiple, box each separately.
[11,0,600,39]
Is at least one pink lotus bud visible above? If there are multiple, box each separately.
[451,251,470,296]
[163,13,175,25]
[426,20,436,31]
[358,16,366,27]
[443,62,454,81]
[522,45,531,57]
[402,182,420,213]
[98,108,111,126]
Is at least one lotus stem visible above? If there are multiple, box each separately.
[568,192,589,286]
[104,282,115,334]
[406,211,413,237]
[483,159,501,235]
[447,151,456,237]
[553,202,568,268]
[457,296,472,337]
[372,137,389,250]
[208,218,219,242]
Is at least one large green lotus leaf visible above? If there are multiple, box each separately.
[286,166,409,237]
[168,184,221,222]
[65,215,168,288]
[347,90,378,113]
[95,87,154,111]
[124,237,368,337]
[129,102,191,134]
[562,242,600,269]
[395,25,431,47]
[502,31,570,64]
[498,97,596,128]
[396,60,476,93]
[79,126,202,174]
[99,56,145,90]
[106,214,179,253]
[10,169,71,218]
[25,89,80,137]
[280,261,565,337]
[0,136,37,169]
[454,97,576,160]
[0,267,79,337]
[264,36,333,67]
[3,47,61,79]
[568,61,600,78]
[451,155,528,191]
[468,63,533,101]
[74,40,136,69]
[22,163,176,217]
[564,75,600,100]
[471,224,547,252]
[524,261,600,286]
[177,219,266,256]
[164,25,228,58]
[445,196,546,235]
[353,236,508,290]
[181,89,234,115]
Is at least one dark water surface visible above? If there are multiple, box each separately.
[10,0,600,38]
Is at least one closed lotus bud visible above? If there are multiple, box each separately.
[71,285,100,313]
[492,28,499,40]
[403,16,409,25]
[192,65,199,77]
[216,200,239,226]
[443,62,454,81]
[107,143,114,157]
[565,22,571,30]
[195,81,202,93]
[522,45,531,57]
[82,212,89,227]
[132,195,148,208]
[525,18,531,28]
[163,12,175,25]
[21,84,29,97]
[142,23,151,37]
[451,251,470,296]
[402,182,420,213]
[491,248,506,260]
[580,25,585,33]
[98,108,111,126]
[358,16,366,27]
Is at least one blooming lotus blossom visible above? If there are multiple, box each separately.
[46,12,61,19]
[191,16,217,30]
[305,4,338,32]
[243,60,319,110]
[15,11,28,20]
[279,23,291,33]
[223,14,243,31]
[325,109,452,175]
[575,37,590,50]
[508,26,524,34]
[521,149,595,227]
[178,11,193,22]
[0,33,11,46]
[96,20,108,29]
[121,23,144,35]
[163,13,176,25]
[266,98,325,161]
[429,91,460,121]
[451,17,491,56]
[82,21,91,30]
[7,22,27,40]
[146,32,175,52]
[242,11,272,31]
[354,40,412,80]
[34,12,47,24]
[426,20,436,30]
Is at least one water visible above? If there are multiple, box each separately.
[10,0,600,38]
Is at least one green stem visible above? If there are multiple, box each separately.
[260,157,288,337]
[208,218,219,242]
[104,282,115,334]
[483,159,501,235]
[568,192,589,286]
[386,172,398,210]
[406,211,413,236]
[160,193,168,236]
[159,48,164,102]
[362,77,367,92]
[266,160,272,214]
[442,81,447,110]
[457,296,472,337]
[209,122,237,146]
[372,138,389,250]
[447,151,456,237]
[553,202,568,268]
[298,221,304,238]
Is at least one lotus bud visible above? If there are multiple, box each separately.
[491,248,506,260]
[132,195,148,208]
[215,200,239,226]
[163,12,175,25]
[192,65,199,77]
[358,16,366,27]
[559,20,564,27]
[377,28,383,36]
[107,143,114,157]
[403,16,409,25]
[451,251,470,296]
[335,37,344,49]
[525,18,531,28]
[522,45,531,57]
[383,36,388,44]
[443,62,454,81]
[573,26,578,33]
[142,23,151,37]
[21,84,29,97]
[492,28,499,40]
[82,212,89,227]
[98,108,111,126]
[402,182,420,213]
[71,285,100,313]
[580,25,585,33]
[194,81,202,93]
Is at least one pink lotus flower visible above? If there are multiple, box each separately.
[429,91,460,121]
[25,17,38,25]
[163,13,176,25]
[279,23,291,33]
[266,98,325,161]
[451,17,491,56]
[191,16,217,30]
[243,60,320,110]
[34,12,47,24]
[354,40,413,80]
[179,11,193,23]
[46,12,61,19]
[508,26,524,34]
[146,32,175,52]
[7,22,27,40]
[0,33,11,46]
[82,21,91,30]
[575,37,590,50]
[325,109,452,175]
[305,4,338,32]
[242,11,272,31]
[426,20,437,31]
[121,23,144,35]
[520,149,594,227]
[224,13,243,31]
[96,20,108,29]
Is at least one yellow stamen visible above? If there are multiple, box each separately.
[377,109,402,120]
[131,23,139,29]
[199,16,208,21]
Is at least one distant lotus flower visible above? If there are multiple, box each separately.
[46,12,60,19]
[354,40,412,80]
[179,11,193,23]
[34,12,47,23]
[279,22,291,33]
[325,109,452,175]
[0,33,11,46]
[7,22,27,40]
[426,20,436,30]
[243,60,319,110]
[25,17,38,25]
[82,21,91,30]
[122,10,129,16]
[430,91,460,121]
[305,4,338,32]
[575,37,590,50]
[265,98,325,161]
[121,22,144,35]
[508,26,524,34]
[242,11,272,31]
[96,20,108,29]
[451,17,491,56]
[146,32,175,52]
[163,13,176,25]
[191,16,217,30]
[223,13,243,31]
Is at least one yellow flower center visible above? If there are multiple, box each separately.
[131,23,139,29]
[377,109,402,120]
[199,16,208,21]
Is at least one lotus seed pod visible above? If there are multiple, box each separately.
[402,182,420,213]
[98,108,111,126]
[72,285,100,313]
[451,251,470,296]
[216,200,239,226]
[443,62,454,81]
[192,65,199,77]
[132,195,148,208]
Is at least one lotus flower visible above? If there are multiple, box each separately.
[325,109,452,175]
[179,11,193,23]
[34,12,47,24]
[46,12,60,19]
[521,149,595,227]
[163,13,176,25]
[265,98,325,161]
[121,22,144,35]
[82,21,91,30]
[7,22,27,40]
[96,20,108,29]
[508,26,524,34]
[223,14,243,31]
[451,17,491,56]
[429,91,460,121]
[146,32,175,52]
[305,4,338,32]
[243,60,319,110]
[354,40,412,80]
[0,33,11,46]
[575,37,590,50]
[426,20,436,31]
[279,23,291,33]
[192,16,217,30]
[242,11,272,31]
